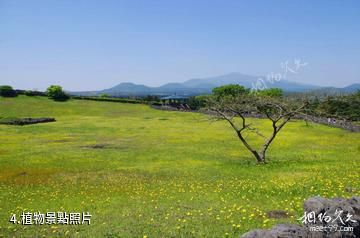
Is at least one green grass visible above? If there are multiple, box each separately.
[0,96,359,238]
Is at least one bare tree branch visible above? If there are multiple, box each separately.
[207,95,308,163]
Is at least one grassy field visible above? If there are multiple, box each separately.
[0,96,359,238]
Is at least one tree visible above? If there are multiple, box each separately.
[0,85,17,97]
[212,84,249,99]
[207,93,308,163]
[188,95,210,110]
[314,93,360,121]
[255,88,283,97]
[46,85,69,101]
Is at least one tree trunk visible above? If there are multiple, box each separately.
[254,151,266,163]
[258,151,266,163]
[237,131,266,163]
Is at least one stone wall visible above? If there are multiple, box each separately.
[240,196,360,238]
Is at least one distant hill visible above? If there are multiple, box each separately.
[343,83,360,93]
[70,73,358,97]
[307,83,360,96]
[101,82,152,95]
[96,82,209,97]
[183,73,323,92]
[183,73,257,88]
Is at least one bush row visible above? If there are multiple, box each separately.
[71,96,143,104]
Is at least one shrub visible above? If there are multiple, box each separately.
[0,85,17,97]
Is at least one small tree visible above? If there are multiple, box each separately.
[0,85,17,97]
[46,85,69,101]
[207,90,308,163]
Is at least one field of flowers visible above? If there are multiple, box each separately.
[0,96,359,237]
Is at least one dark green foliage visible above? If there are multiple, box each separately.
[187,95,210,110]
[151,102,162,106]
[46,85,69,101]
[16,90,46,96]
[143,95,160,102]
[0,85,17,97]
[315,93,360,121]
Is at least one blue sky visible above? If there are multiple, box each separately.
[1,0,359,91]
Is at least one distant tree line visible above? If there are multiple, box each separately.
[0,84,163,105]
[306,92,360,121]
[187,85,360,122]
[72,96,142,104]
[0,85,70,101]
